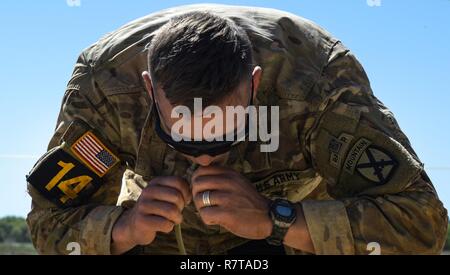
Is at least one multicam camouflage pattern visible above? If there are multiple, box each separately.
[26,4,448,255]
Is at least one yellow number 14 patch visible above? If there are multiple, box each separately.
[45,161,93,204]
[27,147,104,208]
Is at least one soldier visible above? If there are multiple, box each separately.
[26,4,448,255]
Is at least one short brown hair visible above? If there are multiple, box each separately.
[148,11,253,108]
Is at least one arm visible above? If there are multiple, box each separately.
[26,51,126,255]
[284,42,448,255]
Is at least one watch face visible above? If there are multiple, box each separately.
[271,200,296,227]
[276,205,293,217]
[267,200,297,244]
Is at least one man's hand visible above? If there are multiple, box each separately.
[191,166,272,240]
[111,176,191,255]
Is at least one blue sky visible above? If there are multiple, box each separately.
[0,0,449,217]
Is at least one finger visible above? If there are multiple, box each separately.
[138,200,183,224]
[193,191,231,210]
[141,185,185,211]
[137,214,175,234]
[198,206,231,227]
[191,175,233,197]
[151,176,192,205]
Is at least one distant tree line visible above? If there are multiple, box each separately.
[0,216,32,243]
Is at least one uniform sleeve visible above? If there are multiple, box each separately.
[26,50,127,255]
[301,42,448,255]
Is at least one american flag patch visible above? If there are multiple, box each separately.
[71,132,119,177]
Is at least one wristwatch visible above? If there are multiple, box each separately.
[266,199,297,246]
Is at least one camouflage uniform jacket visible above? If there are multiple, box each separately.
[26,4,448,255]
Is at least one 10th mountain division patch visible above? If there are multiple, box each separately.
[355,146,398,185]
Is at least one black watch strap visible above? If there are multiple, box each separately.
[266,199,297,246]
[266,224,290,246]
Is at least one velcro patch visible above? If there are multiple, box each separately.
[71,131,119,177]
[344,138,372,174]
[27,147,103,208]
[329,133,354,168]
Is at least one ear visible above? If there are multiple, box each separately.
[251,66,263,100]
[142,71,153,100]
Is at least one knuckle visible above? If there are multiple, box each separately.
[136,199,152,213]
[165,188,184,205]
[142,185,159,198]
[164,176,185,189]
[194,194,202,206]
[172,176,186,187]
[172,189,184,203]
[191,185,199,196]
[165,202,179,214]
[191,175,201,186]
[164,186,176,196]
[174,213,183,224]
[169,189,185,207]
[146,180,157,187]
[162,220,174,233]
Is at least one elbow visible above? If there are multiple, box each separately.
[26,207,60,255]
[426,214,448,255]
[408,204,448,255]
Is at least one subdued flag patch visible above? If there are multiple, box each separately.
[71,131,119,177]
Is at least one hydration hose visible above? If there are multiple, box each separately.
[174,163,199,255]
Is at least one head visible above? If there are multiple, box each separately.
[143,11,262,166]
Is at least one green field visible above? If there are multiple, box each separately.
[0,242,37,255]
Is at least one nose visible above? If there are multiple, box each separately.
[193,155,215,166]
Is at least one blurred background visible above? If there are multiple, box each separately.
[0,0,449,254]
